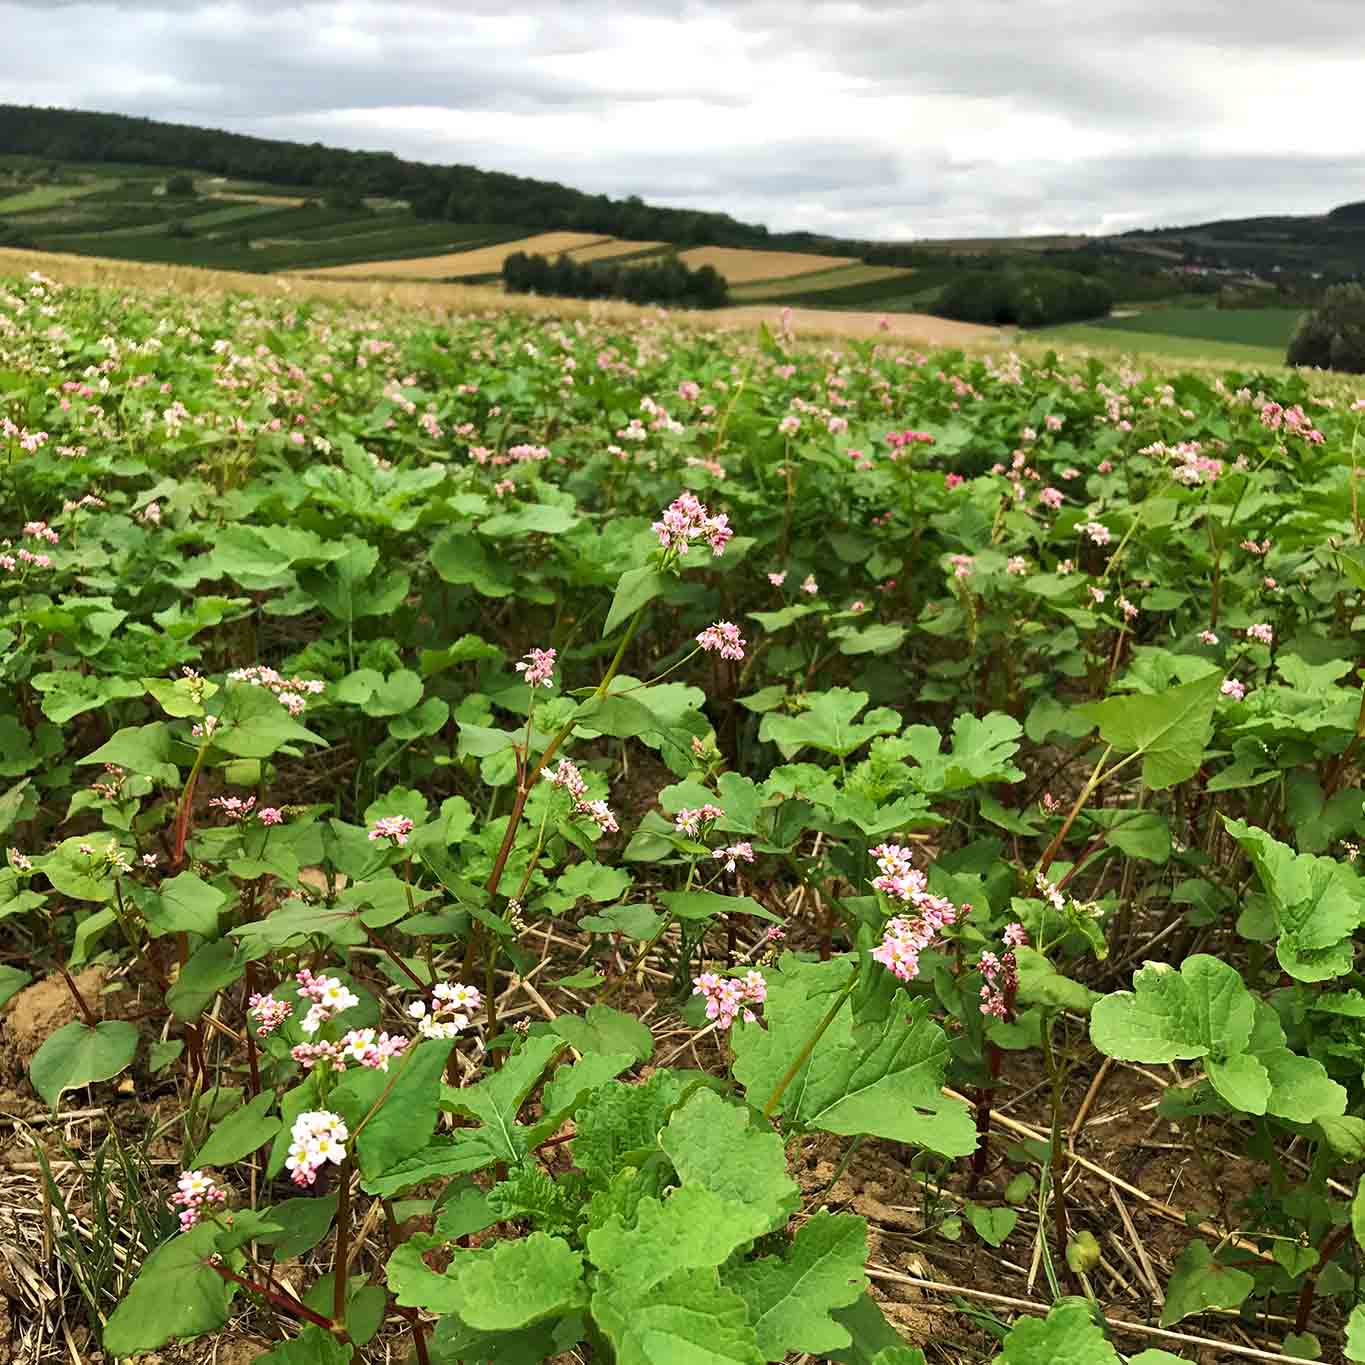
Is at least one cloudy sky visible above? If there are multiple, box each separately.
[5,0,1363,240]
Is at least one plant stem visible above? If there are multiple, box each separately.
[332,1158,352,1326]
[763,966,858,1120]
[1294,1220,1350,1334]
[1034,745,1119,879]
[209,1261,337,1332]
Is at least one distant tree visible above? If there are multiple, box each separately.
[164,172,196,196]
[1287,283,1365,372]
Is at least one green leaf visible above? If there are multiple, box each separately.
[660,1088,800,1233]
[0,965,31,1009]
[32,671,145,723]
[77,723,181,785]
[725,1211,868,1358]
[1090,955,1254,1065]
[907,712,1024,793]
[730,957,976,1157]
[759,688,897,759]
[604,566,667,636]
[386,1234,467,1314]
[826,1293,921,1364]
[166,939,246,1021]
[443,1035,565,1165]
[965,1203,1018,1247]
[431,1312,566,1365]
[1224,819,1364,983]
[481,502,580,537]
[1159,1239,1255,1328]
[592,1269,763,1365]
[262,1195,338,1260]
[1347,1304,1365,1363]
[452,1232,586,1331]
[1000,1298,1119,1363]
[572,1071,694,1186]
[349,1039,452,1182]
[195,1091,280,1166]
[255,1324,352,1365]
[101,1223,232,1355]
[144,871,227,938]
[30,1020,138,1110]
[550,1004,654,1063]
[1077,669,1222,790]
[430,530,516,597]
[660,888,781,925]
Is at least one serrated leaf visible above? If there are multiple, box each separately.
[1090,955,1254,1065]
[572,1071,694,1186]
[1078,669,1223,789]
[444,1035,565,1164]
[256,1324,353,1365]
[660,1088,799,1233]
[725,1211,867,1358]
[759,688,897,759]
[451,1232,586,1331]
[1000,1298,1119,1362]
[730,957,975,1158]
[1159,1239,1254,1327]
[592,1269,763,1365]
[30,1020,138,1110]
[1347,1303,1365,1362]
[549,1004,653,1063]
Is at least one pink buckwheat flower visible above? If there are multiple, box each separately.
[801,574,818,595]
[697,621,745,661]
[979,946,1021,1020]
[258,807,284,826]
[674,805,725,838]
[1006,556,1028,576]
[296,969,360,1034]
[948,553,974,580]
[945,472,964,490]
[369,815,415,846]
[1081,521,1111,546]
[1039,486,1064,510]
[170,1170,227,1231]
[714,842,755,873]
[1198,630,1219,645]
[578,799,619,835]
[248,992,292,1037]
[692,969,767,1029]
[515,647,556,688]
[652,493,732,558]
[1246,623,1273,646]
[542,758,587,798]
[768,570,787,587]
[1221,678,1247,701]
[409,980,481,1039]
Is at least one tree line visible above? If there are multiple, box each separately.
[932,266,1115,326]
[501,252,730,309]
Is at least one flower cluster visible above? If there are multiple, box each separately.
[697,620,745,661]
[541,758,619,834]
[292,1028,409,1073]
[651,492,732,558]
[369,814,415,846]
[296,969,360,1034]
[884,428,935,453]
[979,929,1024,1020]
[515,647,556,688]
[408,980,482,1039]
[1221,677,1247,701]
[869,844,960,982]
[169,1170,227,1231]
[227,665,325,716]
[1081,521,1111,547]
[1246,622,1274,646]
[674,804,725,838]
[248,992,292,1037]
[285,1111,349,1187]
[714,841,755,873]
[692,970,767,1029]
[209,793,256,821]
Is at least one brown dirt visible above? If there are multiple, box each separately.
[0,969,106,1080]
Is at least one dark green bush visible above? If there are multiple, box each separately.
[933,267,1113,327]
[1286,283,1365,372]
[503,251,729,309]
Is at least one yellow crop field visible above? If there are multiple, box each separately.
[297,232,613,280]
[732,263,914,301]
[566,238,665,264]
[677,246,858,284]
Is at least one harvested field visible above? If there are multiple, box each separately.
[732,262,914,301]
[713,301,1001,344]
[677,245,859,283]
[566,237,666,263]
[295,231,611,279]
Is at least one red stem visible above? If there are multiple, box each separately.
[209,1261,337,1332]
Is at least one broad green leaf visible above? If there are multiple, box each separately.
[826,1293,921,1364]
[443,1034,566,1164]
[256,1324,352,1365]
[77,722,181,785]
[194,1091,280,1166]
[725,1211,868,1358]
[604,566,667,636]
[1347,1304,1365,1362]
[540,1052,635,1126]
[730,957,975,1158]
[1225,819,1364,983]
[101,1223,232,1355]
[907,712,1024,793]
[550,1004,654,1063]
[166,939,246,1020]
[589,1184,764,1296]
[660,1088,800,1233]
[431,1313,567,1365]
[346,1039,452,1181]
[572,1071,695,1186]
[1078,669,1223,789]
[262,1194,339,1260]
[32,671,145,723]
[1159,1239,1254,1328]
[759,688,898,759]
[30,1020,138,1110]
[452,1232,586,1331]
[0,965,31,1009]
[1089,955,1254,1065]
[592,1269,763,1365]
[143,871,227,938]
[660,888,781,924]
[1000,1298,1119,1363]
[386,1234,469,1314]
